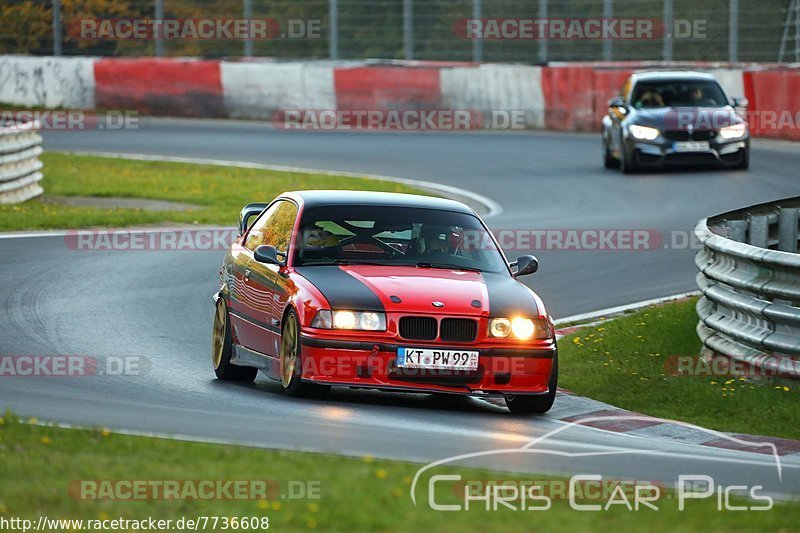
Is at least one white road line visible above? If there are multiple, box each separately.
[59,150,504,218]
[29,419,794,470]
[554,290,700,326]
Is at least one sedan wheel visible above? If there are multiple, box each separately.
[620,143,639,174]
[604,146,619,169]
[505,354,558,414]
[212,299,257,382]
[280,310,330,397]
[280,313,299,388]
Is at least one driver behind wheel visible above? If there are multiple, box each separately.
[303,225,340,247]
[420,226,460,258]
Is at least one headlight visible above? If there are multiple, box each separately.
[511,317,535,340]
[333,310,357,329]
[489,318,511,338]
[719,123,747,139]
[311,310,386,331]
[489,317,552,340]
[629,125,660,141]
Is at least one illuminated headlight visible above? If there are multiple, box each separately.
[719,123,747,139]
[311,310,386,331]
[629,125,660,141]
[511,317,535,340]
[489,317,552,340]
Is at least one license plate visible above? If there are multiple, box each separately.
[396,347,479,370]
[673,141,710,152]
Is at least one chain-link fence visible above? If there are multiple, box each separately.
[1,0,799,63]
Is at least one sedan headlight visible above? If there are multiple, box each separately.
[489,317,552,340]
[719,123,747,139]
[628,125,660,141]
[311,310,386,331]
[511,317,535,339]
[489,318,511,338]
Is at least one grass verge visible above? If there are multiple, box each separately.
[559,298,799,439]
[0,415,797,532]
[0,152,427,231]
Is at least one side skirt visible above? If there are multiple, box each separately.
[231,343,280,381]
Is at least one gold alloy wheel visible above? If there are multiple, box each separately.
[212,301,226,369]
[280,314,298,388]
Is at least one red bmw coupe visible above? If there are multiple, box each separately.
[212,191,557,414]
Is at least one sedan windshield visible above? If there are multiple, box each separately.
[294,205,508,273]
[631,80,728,109]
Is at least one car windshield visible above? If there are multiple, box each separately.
[631,79,728,109]
[294,205,508,273]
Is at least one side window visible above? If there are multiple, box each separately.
[244,200,298,252]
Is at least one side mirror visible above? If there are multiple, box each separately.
[609,96,627,109]
[511,255,538,277]
[238,202,270,236]
[732,96,749,108]
[254,245,283,266]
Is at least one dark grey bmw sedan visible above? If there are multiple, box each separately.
[602,70,750,173]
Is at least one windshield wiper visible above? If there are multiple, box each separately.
[415,261,482,272]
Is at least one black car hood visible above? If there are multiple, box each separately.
[629,105,744,130]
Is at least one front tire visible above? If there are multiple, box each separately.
[620,143,638,174]
[505,354,558,414]
[734,148,750,170]
[212,299,257,382]
[603,134,619,169]
[604,146,619,169]
[280,310,330,398]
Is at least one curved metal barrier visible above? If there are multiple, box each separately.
[0,121,44,204]
[695,197,800,378]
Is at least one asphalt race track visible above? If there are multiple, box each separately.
[1,119,799,495]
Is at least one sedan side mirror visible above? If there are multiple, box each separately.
[732,96,749,108]
[254,245,283,266]
[511,255,538,277]
[608,96,627,111]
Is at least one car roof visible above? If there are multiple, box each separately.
[283,190,475,215]
[631,70,718,83]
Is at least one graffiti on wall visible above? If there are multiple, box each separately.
[0,56,95,109]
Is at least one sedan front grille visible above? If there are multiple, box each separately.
[663,130,717,141]
[398,316,478,342]
[399,316,437,341]
[439,318,478,342]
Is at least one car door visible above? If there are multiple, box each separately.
[238,199,298,355]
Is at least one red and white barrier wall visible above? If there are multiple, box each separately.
[0,55,797,140]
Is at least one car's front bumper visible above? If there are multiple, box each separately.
[626,136,749,167]
[298,334,556,397]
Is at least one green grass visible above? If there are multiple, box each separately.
[559,298,799,439]
[0,153,428,231]
[0,415,797,532]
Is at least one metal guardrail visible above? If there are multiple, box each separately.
[0,121,44,204]
[695,197,800,379]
